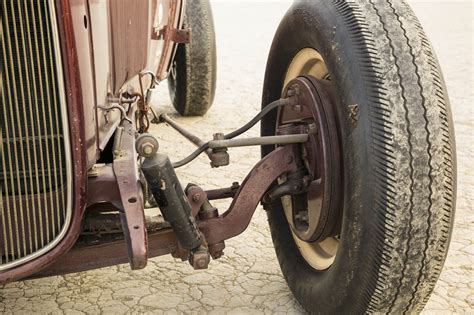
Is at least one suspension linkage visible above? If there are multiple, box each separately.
[159,97,304,168]
[208,134,308,149]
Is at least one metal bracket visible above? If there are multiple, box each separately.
[198,145,299,245]
[186,185,207,217]
[113,121,148,270]
[153,26,191,44]
[262,168,311,205]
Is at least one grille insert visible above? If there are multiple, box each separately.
[1,0,72,270]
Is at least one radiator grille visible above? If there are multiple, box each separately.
[1,0,71,269]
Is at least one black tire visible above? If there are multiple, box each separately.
[261,1,456,313]
[167,0,216,116]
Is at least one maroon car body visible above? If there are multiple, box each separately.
[0,0,185,282]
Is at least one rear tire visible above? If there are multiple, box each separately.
[261,1,456,313]
[167,0,216,116]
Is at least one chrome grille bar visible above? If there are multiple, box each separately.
[0,0,73,270]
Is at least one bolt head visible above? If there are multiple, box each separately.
[292,104,303,112]
[135,134,159,157]
[192,193,201,203]
[138,141,158,157]
[142,143,154,155]
[195,258,207,269]
[209,242,225,260]
[190,250,210,270]
[287,85,300,97]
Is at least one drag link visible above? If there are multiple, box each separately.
[208,134,308,149]
[167,97,297,168]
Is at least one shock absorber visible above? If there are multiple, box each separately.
[137,135,202,251]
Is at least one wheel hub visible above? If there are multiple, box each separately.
[277,76,342,243]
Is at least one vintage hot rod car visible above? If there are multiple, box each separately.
[1,0,456,313]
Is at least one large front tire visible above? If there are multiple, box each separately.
[261,1,456,313]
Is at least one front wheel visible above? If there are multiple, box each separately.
[261,1,456,313]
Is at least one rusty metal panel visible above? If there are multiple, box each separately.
[109,0,150,93]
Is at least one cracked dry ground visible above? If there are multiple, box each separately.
[1,2,472,314]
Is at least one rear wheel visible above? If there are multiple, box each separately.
[261,1,456,313]
[167,0,216,116]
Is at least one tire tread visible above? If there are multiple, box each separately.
[264,0,455,313]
